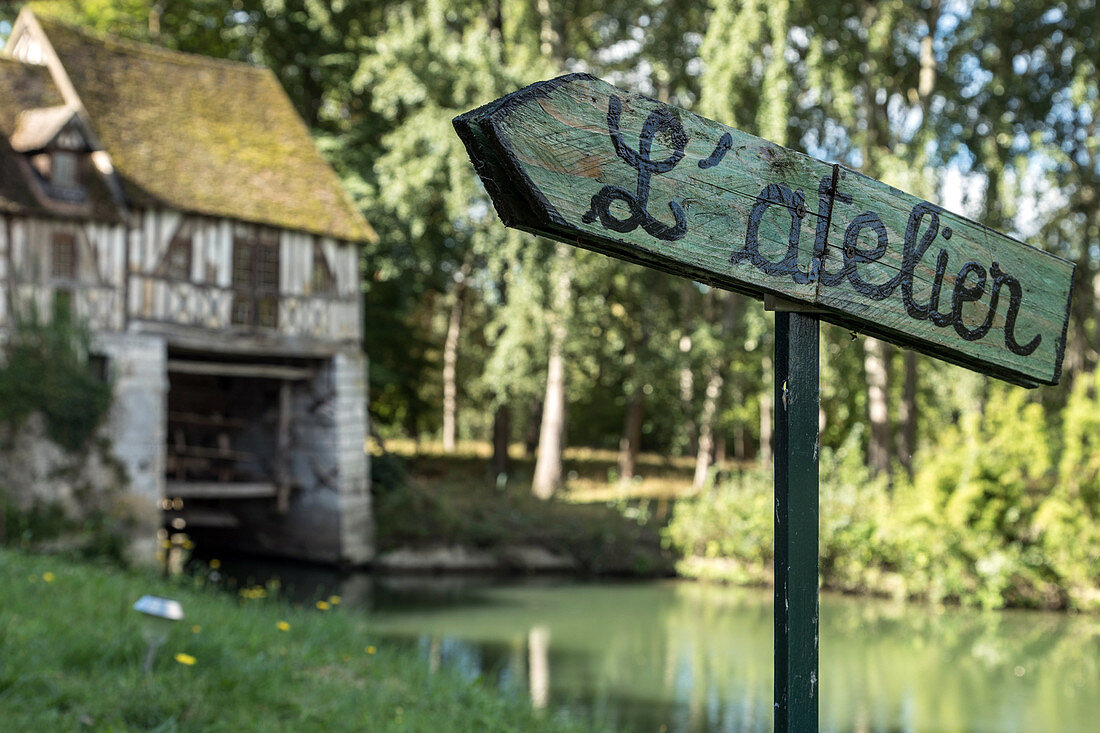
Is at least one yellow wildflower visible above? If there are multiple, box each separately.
[209,559,221,569]
[174,653,196,666]
[42,572,56,583]
[191,625,202,634]
[366,645,377,655]
[328,595,341,605]
[315,600,331,611]
[277,621,290,632]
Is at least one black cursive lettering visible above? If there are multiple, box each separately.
[583,96,688,241]
[731,182,810,282]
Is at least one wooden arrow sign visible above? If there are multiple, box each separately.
[455,73,1075,386]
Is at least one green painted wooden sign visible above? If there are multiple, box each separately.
[455,73,1075,387]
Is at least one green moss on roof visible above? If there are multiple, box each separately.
[0,57,64,136]
[38,17,376,243]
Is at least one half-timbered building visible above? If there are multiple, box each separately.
[0,10,374,563]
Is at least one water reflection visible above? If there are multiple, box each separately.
[364,579,1100,733]
[192,557,1098,732]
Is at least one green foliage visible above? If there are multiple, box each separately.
[0,498,68,545]
[1038,365,1100,608]
[668,401,1100,611]
[0,316,111,453]
[897,386,1063,609]
[665,430,891,590]
[0,494,134,564]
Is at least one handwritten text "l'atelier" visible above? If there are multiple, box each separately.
[581,95,1040,357]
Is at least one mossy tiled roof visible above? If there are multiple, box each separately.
[0,59,55,213]
[0,57,118,220]
[0,57,63,133]
[39,18,375,243]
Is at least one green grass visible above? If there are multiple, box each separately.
[0,548,594,732]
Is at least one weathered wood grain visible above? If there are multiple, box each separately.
[454,74,1075,386]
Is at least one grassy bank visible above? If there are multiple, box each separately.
[373,440,684,575]
[0,548,591,731]
[381,438,1100,612]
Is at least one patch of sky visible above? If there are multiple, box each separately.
[886,94,925,143]
[790,26,809,50]
[958,55,993,100]
[939,152,986,221]
[1017,155,1069,239]
[597,37,641,66]
[1040,5,1066,24]
[601,57,656,98]
[941,0,976,33]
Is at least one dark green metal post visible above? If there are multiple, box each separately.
[773,310,820,733]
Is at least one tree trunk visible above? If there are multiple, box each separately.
[532,243,572,499]
[531,329,566,498]
[864,337,891,477]
[618,316,650,483]
[491,404,511,482]
[897,350,918,477]
[441,258,471,453]
[731,382,746,461]
[693,368,723,491]
[693,293,738,491]
[618,392,645,483]
[524,400,541,457]
[678,281,697,455]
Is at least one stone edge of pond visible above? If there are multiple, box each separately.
[374,544,580,573]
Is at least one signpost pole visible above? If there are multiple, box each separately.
[773,309,820,733]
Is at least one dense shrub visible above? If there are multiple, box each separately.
[0,314,111,452]
[666,383,1100,612]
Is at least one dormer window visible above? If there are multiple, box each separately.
[11,107,90,204]
[28,150,82,190]
[51,150,78,188]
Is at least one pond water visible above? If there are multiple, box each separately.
[207,560,1100,732]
